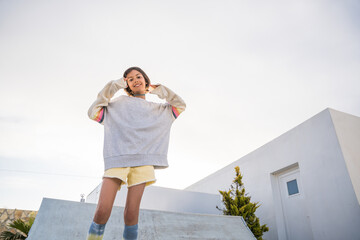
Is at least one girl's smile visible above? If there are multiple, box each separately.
[125,70,148,98]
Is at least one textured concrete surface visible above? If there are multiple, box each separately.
[27,198,255,240]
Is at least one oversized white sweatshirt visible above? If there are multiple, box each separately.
[88,77,186,170]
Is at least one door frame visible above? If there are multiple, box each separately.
[270,162,299,240]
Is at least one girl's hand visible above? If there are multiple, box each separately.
[149,84,159,92]
[117,77,128,89]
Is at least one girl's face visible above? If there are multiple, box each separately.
[125,70,147,94]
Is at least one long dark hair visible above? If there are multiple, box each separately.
[123,66,151,96]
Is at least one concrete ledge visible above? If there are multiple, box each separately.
[27,198,255,240]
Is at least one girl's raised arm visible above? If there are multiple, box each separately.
[88,77,127,125]
[149,84,186,119]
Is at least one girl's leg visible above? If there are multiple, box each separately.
[87,177,121,240]
[124,183,146,225]
[94,177,122,224]
[122,183,146,240]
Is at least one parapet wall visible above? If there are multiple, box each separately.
[27,198,255,240]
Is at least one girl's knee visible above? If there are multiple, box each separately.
[94,206,111,224]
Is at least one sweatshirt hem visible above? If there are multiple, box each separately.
[104,154,169,170]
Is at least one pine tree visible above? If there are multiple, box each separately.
[217,166,269,240]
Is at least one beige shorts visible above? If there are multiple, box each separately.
[103,165,156,191]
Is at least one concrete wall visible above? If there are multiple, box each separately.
[186,108,360,240]
[87,185,222,215]
[27,198,255,240]
[330,108,360,204]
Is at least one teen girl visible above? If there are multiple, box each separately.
[86,67,186,240]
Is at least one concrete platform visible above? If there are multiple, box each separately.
[27,198,255,240]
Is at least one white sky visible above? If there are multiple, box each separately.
[0,0,359,210]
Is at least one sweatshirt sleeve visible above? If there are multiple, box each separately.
[149,84,186,119]
[87,77,127,125]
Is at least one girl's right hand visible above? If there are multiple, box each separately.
[116,77,128,89]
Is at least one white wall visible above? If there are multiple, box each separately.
[186,108,360,240]
[330,108,360,204]
[87,185,222,215]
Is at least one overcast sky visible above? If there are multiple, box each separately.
[1,0,359,210]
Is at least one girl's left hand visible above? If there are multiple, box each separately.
[149,84,159,92]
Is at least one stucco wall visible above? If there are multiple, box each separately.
[330,108,360,204]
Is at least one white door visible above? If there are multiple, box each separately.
[278,169,313,240]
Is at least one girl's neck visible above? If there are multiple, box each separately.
[133,93,146,100]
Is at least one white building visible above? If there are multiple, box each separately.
[186,108,360,240]
[87,108,360,240]
[87,184,222,215]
